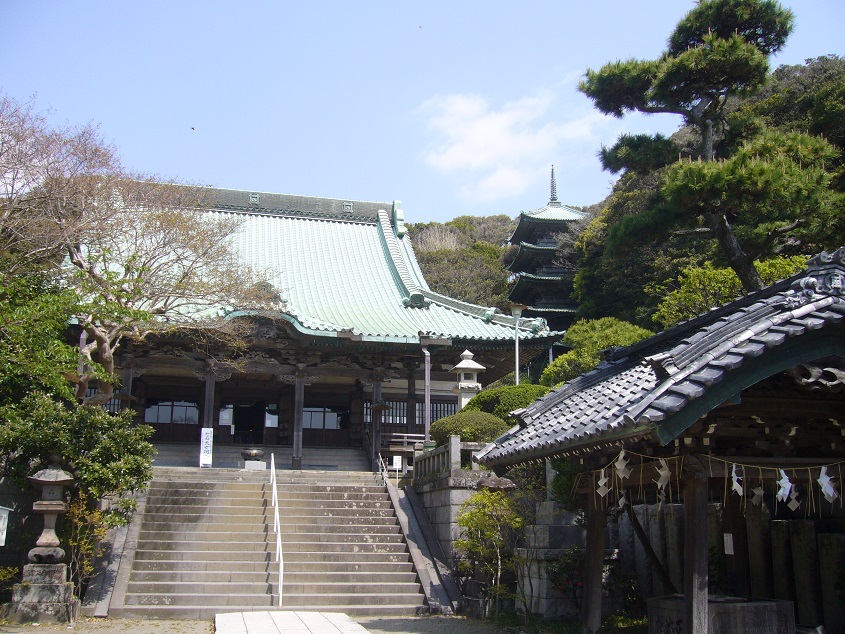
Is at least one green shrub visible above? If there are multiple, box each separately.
[540,318,652,387]
[463,384,549,423]
[429,410,511,446]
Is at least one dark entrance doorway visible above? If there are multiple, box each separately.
[302,406,350,447]
[233,401,265,444]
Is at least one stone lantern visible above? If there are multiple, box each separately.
[451,349,485,409]
[1,457,79,623]
[28,459,75,563]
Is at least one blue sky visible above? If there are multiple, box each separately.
[2,1,842,224]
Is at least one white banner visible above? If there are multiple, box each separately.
[199,428,213,467]
[0,506,10,546]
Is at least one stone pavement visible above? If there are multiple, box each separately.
[214,611,371,634]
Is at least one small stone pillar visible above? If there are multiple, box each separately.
[1,459,79,623]
[450,350,485,409]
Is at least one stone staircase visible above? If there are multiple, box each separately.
[110,449,426,619]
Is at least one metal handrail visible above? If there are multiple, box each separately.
[376,452,389,487]
[270,453,284,607]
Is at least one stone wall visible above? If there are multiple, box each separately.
[515,501,585,619]
[413,469,488,565]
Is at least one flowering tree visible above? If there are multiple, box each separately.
[1,94,275,404]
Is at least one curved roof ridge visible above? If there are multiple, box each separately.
[418,288,555,334]
[398,232,431,292]
[376,208,430,307]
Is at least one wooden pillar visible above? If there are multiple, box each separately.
[292,369,305,470]
[683,473,709,634]
[406,363,417,429]
[202,374,215,428]
[371,379,383,466]
[722,487,750,597]
[582,484,606,634]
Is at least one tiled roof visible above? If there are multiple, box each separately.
[519,202,586,223]
[477,249,845,468]
[508,202,586,245]
[207,187,558,344]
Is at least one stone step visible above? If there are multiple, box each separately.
[150,472,377,485]
[277,523,400,534]
[278,551,413,564]
[142,504,270,515]
[144,491,391,504]
[276,541,408,554]
[124,591,423,609]
[137,530,404,544]
[140,516,400,531]
[277,592,424,608]
[130,559,414,574]
[117,602,423,619]
[116,454,424,618]
[147,476,270,494]
[149,481,383,492]
[140,518,269,530]
[132,549,273,563]
[130,570,418,584]
[144,501,396,513]
[135,540,273,553]
[279,533,405,545]
[126,581,272,596]
[140,511,395,527]
[126,580,422,597]
[133,549,410,564]
[123,592,275,607]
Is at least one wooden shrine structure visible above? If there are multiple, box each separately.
[477,248,845,633]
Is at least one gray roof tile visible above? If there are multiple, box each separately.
[477,248,845,468]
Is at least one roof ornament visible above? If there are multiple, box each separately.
[392,201,406,238]
[787,246,845,306]
[549,165,558,204]
[403,292,431,308]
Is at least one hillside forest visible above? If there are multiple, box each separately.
[408,55,845,336]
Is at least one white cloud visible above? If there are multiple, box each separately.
[458,166,535,204]
[420,91,610,204]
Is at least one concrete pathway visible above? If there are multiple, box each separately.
[214,611,371,634]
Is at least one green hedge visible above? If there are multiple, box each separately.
[429,410,511,447]
[463,384,549,422]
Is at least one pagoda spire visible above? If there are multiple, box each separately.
[549,165,558,204]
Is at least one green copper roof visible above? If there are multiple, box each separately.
[210,188,557,344]
[509,202,586,245]
[519,202,586,223]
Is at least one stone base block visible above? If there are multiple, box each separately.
[647,596,794,634]
[12,581,74,604]
[0,598,79,624]
[0,563,80,624]
[238,460,267,470]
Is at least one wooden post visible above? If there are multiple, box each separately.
[722,487,750,596]
[292,369,305,470]
[582,482,606,634]
[371,379,383,467]
[202,374,215,428]
[683,472,709,634]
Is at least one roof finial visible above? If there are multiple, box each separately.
[549,165,558,203]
